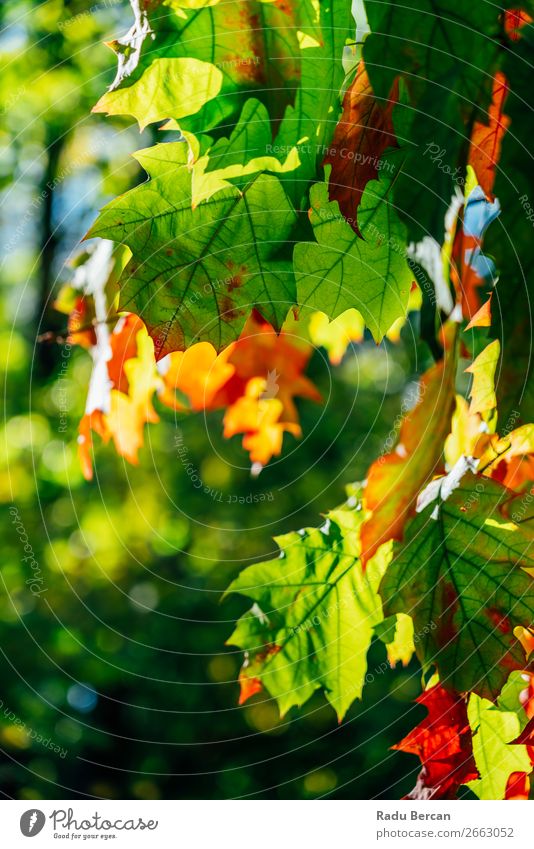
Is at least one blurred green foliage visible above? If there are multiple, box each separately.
[0,0,431,799]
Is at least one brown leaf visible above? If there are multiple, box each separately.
[324,60,397,232]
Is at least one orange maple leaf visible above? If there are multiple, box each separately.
[469,73,510,200]
[158,342,235,411]
[158,313,321,466]
[78,321,159,479]
[223,377,301,466]
[215,313,321,421]
[76,309,321,475]
[238,671,263,705]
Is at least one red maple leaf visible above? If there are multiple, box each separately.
[394,684,478,799]
[504,9,533,41]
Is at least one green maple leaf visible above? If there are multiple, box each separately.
[226,500,388,720]
[190,98,300,205]
[363,1,503,241]
[381,472,534,701]
[293,161,412,341]
[87,143,297,356]
[94,0,302,134]
[467,694,532,799]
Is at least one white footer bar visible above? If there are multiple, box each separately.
[1,800,532,848]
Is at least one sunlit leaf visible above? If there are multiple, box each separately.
[467,693,532,799]
[226,499,389,720]
[466,339,500,415]
[294,162,412,342]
